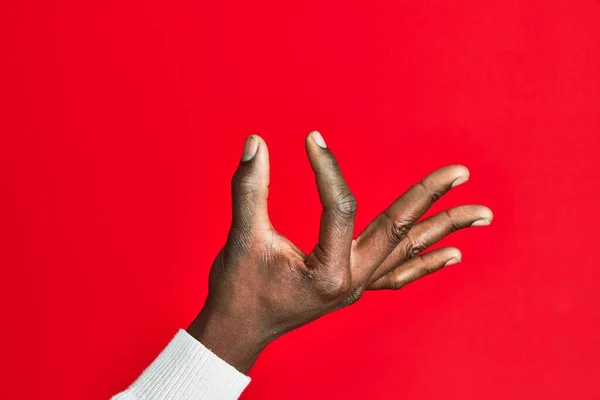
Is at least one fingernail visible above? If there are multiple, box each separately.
[444,257,461,266]
[451,175,469,188]
[242,136,259,161]
[471,218,492,226]
[311,131,327,148]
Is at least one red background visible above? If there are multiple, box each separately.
[1,0,599,399]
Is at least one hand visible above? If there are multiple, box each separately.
[187,131,493,373]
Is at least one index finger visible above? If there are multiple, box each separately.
[305,131,356,272]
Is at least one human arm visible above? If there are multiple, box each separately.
[113,131,493,398]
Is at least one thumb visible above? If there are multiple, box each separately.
[230,135,271,236]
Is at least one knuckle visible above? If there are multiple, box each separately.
[408,242,426,258]
[333,191,357,218]
[386,214,412,244]
[443,209,462,232]
[449,221,462,233]
[416,181,442,205]
[388,269,404,290]
[306,247,355,302]
[429,190,442,204]
[403,233,427,258]
[320,270,352,300]
[387,271,405,291]
[391,280,403,290]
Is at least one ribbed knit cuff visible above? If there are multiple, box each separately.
[124,329,251,400]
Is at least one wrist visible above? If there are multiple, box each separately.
[186,304,270,374]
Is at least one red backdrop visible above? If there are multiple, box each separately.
[1,0,599,399]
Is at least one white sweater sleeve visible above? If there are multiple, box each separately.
[112,329,251,400]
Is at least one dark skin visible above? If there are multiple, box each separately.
[187,131,493,373]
